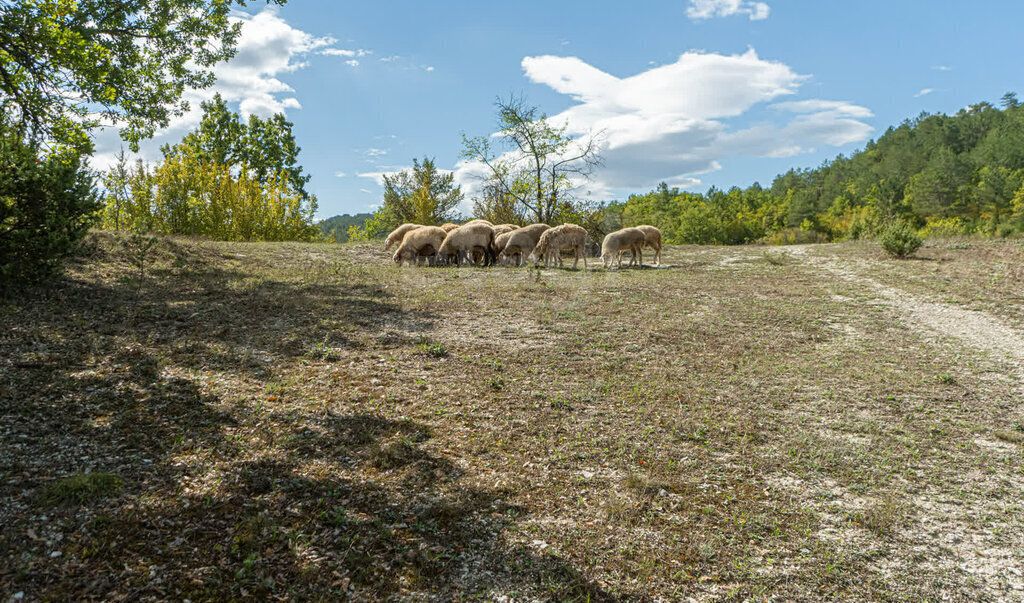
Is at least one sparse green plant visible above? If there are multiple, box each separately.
[416,341,448,358]
[306,339,340,362]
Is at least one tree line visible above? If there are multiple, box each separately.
[608,93,1024,245]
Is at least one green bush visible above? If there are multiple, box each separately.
[879,221,923,258]
[0,122,100,285]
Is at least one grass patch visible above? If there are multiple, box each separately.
[37,473,123,506]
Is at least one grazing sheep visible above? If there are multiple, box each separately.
[498,223,550,266]
[492,230,514,260]
[601,227,646,269]
[491,224,519,237]
[635,225,663,266]
[384,223,423,251]
[437,222,496,266]
[440,222,460,233]
[393,226,447,266]
[531,223,588,269]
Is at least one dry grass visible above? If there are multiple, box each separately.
[1,232,1022,600]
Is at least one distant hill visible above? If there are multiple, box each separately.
[318,213,374,242]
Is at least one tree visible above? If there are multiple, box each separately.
[377,157,462,227]
[461,96,602,224]
[101,147,132,230]
[161,94,312,198]
[0,0,285,151]
[0,116,100,283]
[472,181,525,225]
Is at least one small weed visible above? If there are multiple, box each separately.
[762,250,789,266]
[488,376,504,391]
[416,341,448,358]
[38,473,122,506]
[936,373,956,385]
[851,496,908,536]
[306,339,340,362]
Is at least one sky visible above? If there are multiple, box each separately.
[91,0,1024,219]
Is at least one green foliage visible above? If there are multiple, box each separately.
[318,213,373,242]
[100,100,320,241]
[462,95,601,224]
[879,221,923,258]
[161,95,312,198]
[99,149,320,241]
[351,157,463,238]
[0,0,285,151]
[618,93,1024,245]
[0,119,100,284]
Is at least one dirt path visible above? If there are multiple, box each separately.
[790,246,1024,382]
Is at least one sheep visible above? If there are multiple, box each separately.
[492,230,514,260]
[384,223,423,251]
[491,224,519,237]
[436,222,496,266]
[635,225,663,266]
[392,226,447,266]
[440,222,460,233]
[530,223,588,269]
[498,223,550,266]
[601,227,646,269]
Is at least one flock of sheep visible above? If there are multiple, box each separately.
[385,220,663,269]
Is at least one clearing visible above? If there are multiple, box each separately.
[1,233,1022,601]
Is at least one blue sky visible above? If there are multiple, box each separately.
[92,0,1024,219]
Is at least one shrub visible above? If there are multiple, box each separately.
[0,121,101,285]
[879,221,923,258]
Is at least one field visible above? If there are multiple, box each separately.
[2,233,1023,601]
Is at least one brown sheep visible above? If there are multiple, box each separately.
[437,222,496,266]
[601,227,646,269]
[531,223,589,269]
[498,223,550,266]
[440,222,460,233]
[384,223,423,251]
[635,225,663,266]
[392,226,447,266]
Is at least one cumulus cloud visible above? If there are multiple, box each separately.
[687,0,770,21]
[91,7,351,171]
[453,49,873,198]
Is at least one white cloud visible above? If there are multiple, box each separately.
[452,49,872,197]
[321,48,370,57]
[335,171,347,178]
[425,66,435,72]
[345,59,360,67]
[364,148,388,158]
[91,7,356,171]
[914,88,934,97]
[687,0,770,21]
[931,65,952,71]
[358,172,387,186]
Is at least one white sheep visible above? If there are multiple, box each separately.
[437,222,496,266]
[384,223,423,251]
[392,226,447,266]
[498,223,550,266]
[601,227,646,269]
[531,223,588,269]
[635,225,663,266]
[440,222,460,233]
